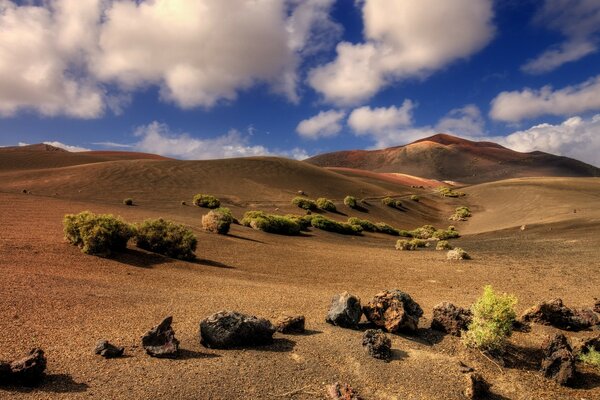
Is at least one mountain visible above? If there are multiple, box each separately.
[305,133,600,183]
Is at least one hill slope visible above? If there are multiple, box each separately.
[306,133,600,183]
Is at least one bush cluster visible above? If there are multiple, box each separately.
[407,224,460,240]
[285,214,313,231]
[580,348,600,369]
[346,217,400,236]
[449,206,472,221]
[382,197,403,209]
[343,195,358,209]
[63,211,133,257]
[374,222,399,236]
[432,226,461,240]
[135,218,197,260]
[410,224,437,239]
[410,195,420,202]
[311,215,362,235]
[241,211,301,235]
[436,240,453,251]
[463,285,517,352]
[395,238,427,251]
[202,208,233,234]
[316,197,337,212]
[292,197,318,210]
[437,187,466,198]
[447,247,471,260]
[193,194,221,209]
[123,198,134,206]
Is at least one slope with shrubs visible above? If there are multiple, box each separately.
[310,215,362,235]
[64,211,133,257]
[193,194,221,209]
[241,211,301,235]
[316,197,336,212]
[292,196,318,210]
[135,218,197,261]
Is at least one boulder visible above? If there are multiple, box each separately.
[464,373,490,400]
[141,316,179,358]
[275,315,305,334]
[362,329,392,361]
[362,290,423,333]
[94,340,124,358]
[431,302,472,336]
[521,298,599,331]
[326,382,362,400]
[326,292,362,328]
[541,333,575,386]
[200,311,275,349]
[0,348,47,386]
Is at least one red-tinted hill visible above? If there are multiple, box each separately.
[306,133,600,183]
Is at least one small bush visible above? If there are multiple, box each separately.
[449,206,472,221]
[410,195,420,202]
[437,187,466,198]
[311,215,362,235]
[316,197,337,212]
[395,238,427,250]
[347,217,378,232]
[447,247,470,260]
[463,285,517,352]
[374,222,399,236]
[382,197,403,209]
[397,229,413,238]
[241,211,301,235]
[123,198,134,206]
[63,211,133,257]
[410,225,437,239]
[285,214,313,231]
[344,195,358,209]
[580,348,600,369]
[135,218,197,260]
[292,197,318,210]
[436,240,453,251]
[433,227,461,240]
[202,208,233,234]
[193,194,221,209]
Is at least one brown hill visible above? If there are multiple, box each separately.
[306,133,600,183]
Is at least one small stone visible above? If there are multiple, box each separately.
[141,316,179,358]
[94,340,124,358]
[200,311,275,349]
[464,373,490,399]
[362,329,392,361]
[275,315,305,334]
[326,382,362,400]
[431,302,472,336]
[541,333,575,386]
[326,292,362,328]
[362,290,423,333]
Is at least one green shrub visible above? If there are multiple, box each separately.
[285,214,313,231]
[241,211,301,235]
[432,227,461,240]
[410,195,420,202]
[447,247,470,260]
[397,229,413,238]
[449,206,472,221]
[344,195,358,209]
[463,286,517,352]
[292,197,318,210]
[193,194,221,208]
[395,238,426,251]
[123,198,134,206]
[135,218,197,260]
[580,348,600,369]
[382,197,402,209]
[436,240,453,251]
[347,217,378,232]
[374,222,400,236]
[316,197,337,212]
[311,215,362,235]
[437,187,465,198]
[63,211,134,257]
[202,208,233,234]
[410,225,437,239]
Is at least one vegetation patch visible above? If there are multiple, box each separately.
[432,226,461,240]
[292,197,318,210]
[202,208,233,234]
[449,206,472,221]
[343,195,358,209]
[285,214,313,231]
[347,217,378,232]
[375,222,400,236]
[135,218,198,261]
[437,187,466,198]
[311,215,362,235]
[123,198,134,206]
[382,197,403,209]
[408,224,460,240]
[410,224,437,239]
[447,247,470,260]
[580,348,600,369]
[410,195,420,202]
[193,194,221,209]
[463,285,517,352]
[63,211,134,257]
[436,240,453,251]
[395,239,427,251]
[241,211,301,235]
[316,197,337,212]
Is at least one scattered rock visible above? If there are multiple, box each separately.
[573,334,600,355]
[541,333,575,386]
[275,315,305,334]
[521,298,599,331]
[326,382,362,400]
[594,299,600,314]
[464,373,490,400]
[326,292,362,328]
[200,311,275,349]
[0,348,47,386]
[362,290,423,333]
[446,248,471,260]
[431,302,472,336]
[141,316,179,358]
[94,340,124,358]
[458,361,474,373]
[362,329,392,361]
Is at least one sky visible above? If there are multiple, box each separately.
[1,0,600,166]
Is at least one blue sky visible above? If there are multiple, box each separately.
[1,0,600,166]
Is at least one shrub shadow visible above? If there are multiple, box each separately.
[390,348,409,361]
[112,248,173,269]
[503,343,543,371]
[192,259,235,269]
[226,234,265,244]
[0,374,89,394]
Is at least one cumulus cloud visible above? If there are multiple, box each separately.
[522,0,600,74]
[296,110,345,139]
[496,114,600,167]
[17,141,90,152]
[490,75,600,122]
[308,0,495,105]
[348,100,414,134]
[436,105,485,137]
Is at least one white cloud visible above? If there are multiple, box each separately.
[92,141,133,149]
[436,105,485,137]
[496,114,600,167]
[43,141,90,152]
[296,109,345,139]
[348,101,414,134]
[490,75,600,122]
[308,0,495,105]
[522,0,600,74]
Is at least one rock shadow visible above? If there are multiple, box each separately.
[0,374,89,394]
[192,259,235,269]
[252,338,296,353]
[177,349,221,360]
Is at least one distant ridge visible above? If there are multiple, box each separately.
[306,133,600,183]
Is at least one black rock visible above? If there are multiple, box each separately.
[94,340,125,358]
[275,315,305,334]
[0,348,47,386]
[541,333,575,386]
[362,329,392,361]
[325,292,362,328]
[200,311,275,349]
[141,316,179,358]
[521,298,599,331]
[362,290,423,333]
[431,302,472,336]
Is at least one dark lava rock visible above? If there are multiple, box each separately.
[541,333,575,386]
[94,340,125,358]
[594,299,600,314]
[0,348,47,386]
[521,298,599,331]
[275,315,305,334]
[326,292,362,328]
[141,316,179,358]
[464,373,490,400]
[200,311,275,349]
[362,290,423,333]
[431,302,472,336]
[326,382,362,399]
[362,329,392,361]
